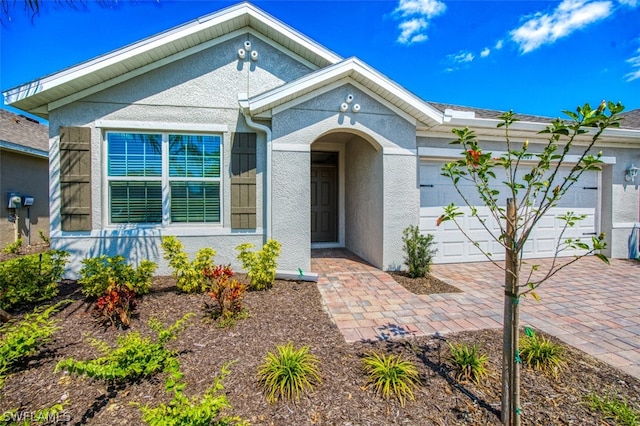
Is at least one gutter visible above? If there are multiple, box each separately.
[238,93,272,241]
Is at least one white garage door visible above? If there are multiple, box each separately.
[419,160,599,264]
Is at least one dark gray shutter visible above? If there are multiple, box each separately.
[59,126,92,231]
[230,132,256,229]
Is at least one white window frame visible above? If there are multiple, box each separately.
[103,130,223,227]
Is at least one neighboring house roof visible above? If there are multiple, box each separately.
[243,57,443,126]
[428,102,553,123]
[0,109,48,158]
[620,109,640,129]
[2,2,342,118]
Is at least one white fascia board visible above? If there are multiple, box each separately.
[249,58,441,125]
[50,30,245,112]
[418,146,616,164]
[268,77,417,125]
[245,6,342,65]
[6,2,341,107]
[0,140,48,158]
[95,120,228,133]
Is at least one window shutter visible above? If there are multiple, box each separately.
[230,132,256,229]
[59,127,92,231]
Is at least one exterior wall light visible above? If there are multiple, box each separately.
[625,164,639,182]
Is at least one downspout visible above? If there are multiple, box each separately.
[238,93,272,241]
[237,94,318,282]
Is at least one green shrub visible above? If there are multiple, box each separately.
[0,301,69,389]
[1,238,22,254]
[78,255,156,298]
[236,239,281,291]
[401,226,437,278]
[586,391,639,426]
[55,313,192,383]
[161,236,216,293]
[0,250,68,310]
[257,342,321,403]
[138,363,248,426]
[448,343,488,384]
[362,352,420,407]
[203,265,248,324]
[519,330,566,379]
[38,229,50,244]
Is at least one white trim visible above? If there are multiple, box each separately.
[383,147,416,156]
[248,58,442,125]
[613,222,640,228]
[95,120,228,133]
[269,77,417,126]
[0,140,48,158]
[272,143,310,152]
[418,146,617,164]
[52,227,264,238]
[276,269,318,282]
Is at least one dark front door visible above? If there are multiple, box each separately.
[311,152,338,243]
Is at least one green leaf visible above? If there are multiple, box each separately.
[595,253,610,265]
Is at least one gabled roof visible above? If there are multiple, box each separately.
[243,57,443,126]
[2,2,342,118]
[0,109,48,158]
[620,109,640,129]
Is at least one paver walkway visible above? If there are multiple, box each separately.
[311,249,640,379]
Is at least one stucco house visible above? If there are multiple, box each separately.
[2,3,639,275]
[0,109,49,248]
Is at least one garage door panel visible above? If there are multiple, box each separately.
[420,160,598,264]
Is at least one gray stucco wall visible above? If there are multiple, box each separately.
[47,33,314,276]
[345,138,383,267]
[0,150,50,247]
[271,83,418,270]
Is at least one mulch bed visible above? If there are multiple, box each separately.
[388,271,462,295]
[1,276,639,425]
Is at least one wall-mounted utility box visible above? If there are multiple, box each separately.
[22,196,34,207]
[7,192,21,208]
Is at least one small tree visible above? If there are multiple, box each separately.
[439,101,623,425]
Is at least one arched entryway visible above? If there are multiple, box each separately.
[311,130,383,268]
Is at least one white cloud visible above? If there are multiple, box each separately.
[625,47,640,81]
[450,51,475,64]
[495,40,504,50]
[480,47,491,58]
[393,0,446,45]
[618,0,638,6]
[510,0,613,53]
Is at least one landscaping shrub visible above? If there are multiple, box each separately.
[55,313,192,383]
[257,342,321,403]
[78,255,156,298]
[0,301,69,389]
[1,238,22,254]
[236,239,281,291]
[401,225,437,278]
[203,264,248,323]
[586,391,639,426]
[447,342,488,384]
[137,363,249,426]
[161,236,216,293]
[519,329,566,379]
[362,352,420,407]
[94,282,138,328]
[0,250,68,310]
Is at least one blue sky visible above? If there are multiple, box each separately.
[1,0,639,121]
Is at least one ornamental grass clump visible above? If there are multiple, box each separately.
[586,391,640,426]
[362,352,420,407]
[447,342,488,384]
[257,342,321,403]
[519,329,566,379]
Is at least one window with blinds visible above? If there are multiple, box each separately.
[107,132,222,225]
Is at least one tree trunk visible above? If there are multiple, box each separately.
[502,198,520,425]
[0,307,12,322]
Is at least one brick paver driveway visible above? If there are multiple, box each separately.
[312,249,640,379]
